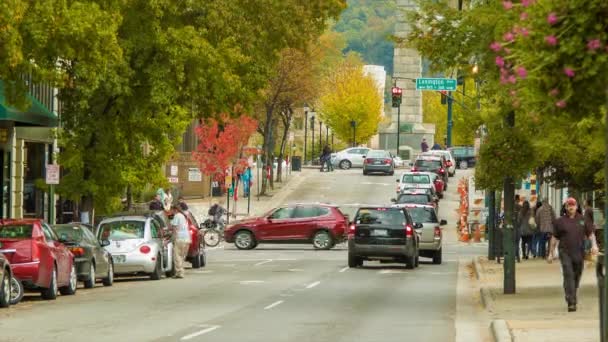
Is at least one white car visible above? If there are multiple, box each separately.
[331,147,370,169]
[421,150,456,177]
[396,171,435,194]
[392,156,407,168]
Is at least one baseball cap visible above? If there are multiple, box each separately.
[566,197,577,206]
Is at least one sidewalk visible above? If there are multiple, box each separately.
[186,168,313,223]
[474,255,600,342]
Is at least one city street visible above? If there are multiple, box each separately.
[0,169,487,342]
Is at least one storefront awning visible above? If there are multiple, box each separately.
[0,82,58,127]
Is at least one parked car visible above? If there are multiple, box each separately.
[392,156,407,168]
[183,211,206,268]
[448,146,476,169]
[347,206,420,269]
[0,252,11,307]
[96,212,175,280]
[224,203,348,250]
[0,219,77,301]
[396,171,435,194]
[402,204,447,264]
[422,150,456,177]
[412,155,448,185]
[52,224,113,288]
[363,150,395,176]
[331,147,371,169]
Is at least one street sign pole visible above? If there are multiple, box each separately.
[503,111,516,294]
[447,92,453,148]
[488,191,496,260]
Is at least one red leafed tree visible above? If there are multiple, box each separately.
[192,114,258,188]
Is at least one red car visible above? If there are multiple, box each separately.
[0,219,77,301]
[429,173,445,199]
[224,204,348,250]
[184,211,206,268]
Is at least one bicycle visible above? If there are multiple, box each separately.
[202,217,225,247]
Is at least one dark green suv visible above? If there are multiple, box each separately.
[448,146,476,169]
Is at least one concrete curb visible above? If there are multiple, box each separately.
[480,287,494,312]
[490,320,513,342]
[473,256,483,280]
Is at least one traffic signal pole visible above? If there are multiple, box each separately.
[447,92,453,148]
[392,86,403,156]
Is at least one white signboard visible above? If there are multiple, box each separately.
[168,177,179,183]
[46,164,60,185]
[170,164,178,176]
[188,168,202,182]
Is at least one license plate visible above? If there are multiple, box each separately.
[371,229,388,237]
[113,255,126,263]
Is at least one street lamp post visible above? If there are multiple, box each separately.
[326,126,329,146]
[303,104,309,165]
[350,120,356,147]
[319,120,323,153]
[310,114,315,164]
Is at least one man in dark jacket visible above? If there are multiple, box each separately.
[548,197,598,312]
[420,138,429,152]
[149,194,164,211]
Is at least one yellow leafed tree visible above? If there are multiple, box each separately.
[319,58,382,145]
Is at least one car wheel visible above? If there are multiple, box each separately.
[339,160,351,170]
[199,251,206,268]
[312,230,334,250]
[389,170,394,176]
[405,254,415,269]
[59,264,78,295]
[84,262,95,289]
[459,161,468,169]
[433,248,443,265]
[348,253,362,268]
[102,262,114,287]
[415,249,420,268]
[9,276,23,305]
[234,230,256,250]
[0,270,10,308]
[150,255,162,280]
[191,248,202,269]
[41,266,58,300]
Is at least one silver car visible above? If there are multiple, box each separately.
[96,212,175,280]
[331,147,370,169]
[400,204,446,264]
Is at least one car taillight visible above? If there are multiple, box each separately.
[69,247,85,256]
[434,226,442,238]
[411,167,417,171]
[439,168,445,173]
[31,240,40,262]
[405,224,413,238]
[139,245,151,254]
[348,224,356,238]
[384,158,391,164]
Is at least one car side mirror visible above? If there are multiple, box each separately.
[100,239,111,247]
[395,179,400,183]
[414,222,423,229]
[440,219,447,226]
[390,198,397,203]
[362,155,366,158]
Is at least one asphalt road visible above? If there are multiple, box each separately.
[0,168,486,342]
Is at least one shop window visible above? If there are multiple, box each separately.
[23,142,46,218]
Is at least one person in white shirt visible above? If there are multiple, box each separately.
[164,188,174,211]
[170,204,191,278]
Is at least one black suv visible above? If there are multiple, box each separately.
[448,146,476,169]
[348,206,420,269]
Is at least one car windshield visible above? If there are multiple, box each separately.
[415,160,442,169]
[98,221,145,241]
[402,174,430,184]
[406,207,438,223]
[356,208,405,225]
[53,225,84,242]
[367,151,388,158]
[397,194,431,205]
[0,224,33,239]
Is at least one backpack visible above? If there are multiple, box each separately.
[208,204,219,216]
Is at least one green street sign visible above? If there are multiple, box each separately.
[415,78,457,91]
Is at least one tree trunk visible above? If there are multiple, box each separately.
[260,108,275,196]
[276,110,292,183]
[126,184,132,211]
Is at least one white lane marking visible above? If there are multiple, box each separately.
[215,258,296,263]
[264,300,284,310]
[190,270,213,274]
[288,269,304,272]
[254,259,273,266]
[239,280,265,285]
[361,182,390,186]
[339,266,349,273]
[180,325,221,340]
[378,269,408,274]
[306,281,321,289]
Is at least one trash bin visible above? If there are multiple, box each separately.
[291,156,302,172]
[598,253,606,342]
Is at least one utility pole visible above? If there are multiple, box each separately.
[319,120,322,153]
[304,107,308,165]
[392,86,403,156]
[503,111,516,294]
[310,114,315,163]
[447,92,453,148]
[488,191,496,260]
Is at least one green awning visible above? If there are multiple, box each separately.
[0,81,58,127]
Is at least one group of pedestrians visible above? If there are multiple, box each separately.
[503,195,598,312]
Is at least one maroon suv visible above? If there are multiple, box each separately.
[224,204,348,250]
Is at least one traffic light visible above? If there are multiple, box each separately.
[391,87,402,108]
[440,90,448,105]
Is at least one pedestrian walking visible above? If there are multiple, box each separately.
[320,145,333,172]
[242,167,252,197]
[518,200,535,259]
[535,198,556,259]
[420,138,429,153]
[531,201,543,257]
[431,142,442,150]
[548,197,598,312]
[149,194,164,211]
[514,194,523,262]
[170,204,192,279]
